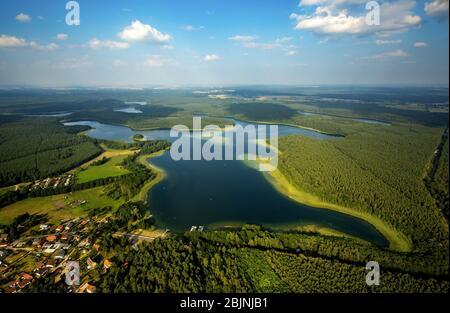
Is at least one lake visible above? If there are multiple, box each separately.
[63,119,388,247]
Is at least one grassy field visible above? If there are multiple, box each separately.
[75,154,131,183]
[0,186,124,224]
[0,186,15,196]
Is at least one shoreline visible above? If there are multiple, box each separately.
[133,150,168,203]
[263,168,412,252]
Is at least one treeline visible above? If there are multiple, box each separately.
[277,123,449,254]
[96,225,448,293]
[99,138,170,153]
[104,157,155,200]
[425,135,449,218]
[0,212,46,240]
[189,225,448,276]
[0,117,101,187]
[113,201,154,230]
[103,140,169,200]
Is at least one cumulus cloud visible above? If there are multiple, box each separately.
[413,41,428,47]
[375,39,402,45]
[290,0,422,37]
[0,34,58,50]
[87,38,129,49]
[363,49,409,59]
[56,33,68,41]
[0,34,28,47]
[424,0,449,20]
[15,13,31,23]
[204,54,220,61]
[144,55,174,67]
[118,20,172,43]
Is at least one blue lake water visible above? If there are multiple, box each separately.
[63,119,388,247]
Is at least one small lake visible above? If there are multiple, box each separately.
[63,119,388,247]
[298,111,391,126]
[114,107,144,114]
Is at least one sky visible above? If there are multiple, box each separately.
[0,0,448,87]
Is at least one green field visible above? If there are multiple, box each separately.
[0,186,123,224]
[76,155,130,183]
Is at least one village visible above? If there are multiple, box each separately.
[0,215,116,293]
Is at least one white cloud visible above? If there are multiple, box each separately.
[31,42,59,51]
[286,50,298,56]
[228,35,257,42]
[0,34,28,47]
[15,13,31,23]
[204,54,220,61]
[118,20,172,43]
[375,39,402,45]
[144,55,174,67]
[275,37,293,43]
[243,42,281,49]
[425,0,449,20]
[184,25,205,31]
[0,34,58,50]
[290,0,422,37]
[363,49,409,60]
[56,33,68,41]
[413,41,428,47]
[87,38,129,49]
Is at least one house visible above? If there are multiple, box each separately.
[0,233,9,242]
[92,243,100,252]
[4,286,18,293]
[86,258,97,270]
[20,273,33,280]
[56,225,64,232]
[35,267,48,278]
[39,224,49,231]
[46,235,57,242]
[60,234,68,241]
[46,259,57,268]
[78,282,96,293]
[86,284,96,293]
[103,259,113,270]
[54,249,65,259]
[18,278,32,289]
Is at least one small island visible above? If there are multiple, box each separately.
[133,134,146,141]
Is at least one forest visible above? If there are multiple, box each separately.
[0,116,101,187]
[95,226,448,293]
[276,122,448,258]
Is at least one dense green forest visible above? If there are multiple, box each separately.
[425,133,449,218]
[0,117,101,187]
[277,123,449,256]
[97,226,448,293]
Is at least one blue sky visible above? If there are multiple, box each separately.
[0,0,448,86]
